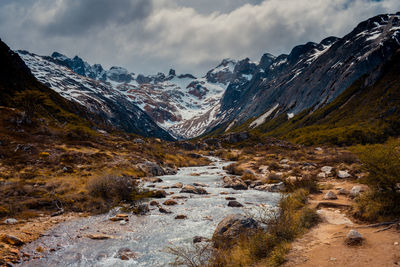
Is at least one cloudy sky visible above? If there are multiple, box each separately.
[0,0,399,75]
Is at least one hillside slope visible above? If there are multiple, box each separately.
[251,49,400,145]
[207,12,400,135]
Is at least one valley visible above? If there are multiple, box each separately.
[0,9,399,267]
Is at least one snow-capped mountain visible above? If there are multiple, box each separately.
[211,12,400,132]
[18,50,174,140]
[16,12,400,139]
[18,51,254,139]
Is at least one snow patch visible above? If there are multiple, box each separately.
[250,104,279,128]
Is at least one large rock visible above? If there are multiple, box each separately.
[255,182,286,192]
[222,176,248,190]
[345,229,364,245]
[338,188,349,195]
[164,167,178,175]
[151,190,167,198]
[321,166,333,175]
[337,170,351,179]
[350,186,364,198]
[213,214,259,248]
[180,185,208,195]
[163,199,178,206]
[137,162,165,177]
[227,200,243,207]
[323,190,338,200]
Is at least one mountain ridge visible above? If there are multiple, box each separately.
[13,12,400,142]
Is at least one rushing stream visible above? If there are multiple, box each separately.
[20,157,280,266]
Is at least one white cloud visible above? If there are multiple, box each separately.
[0,0,399,75]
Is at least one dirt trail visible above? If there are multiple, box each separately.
[284,181,400,267]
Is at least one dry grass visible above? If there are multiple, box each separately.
[209,189,320,267]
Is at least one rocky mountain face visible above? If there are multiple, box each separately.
[15,12,400,140]
[18,50,174,140]
[18,50,254,139]
[212,12,400,132]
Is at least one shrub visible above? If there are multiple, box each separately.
[284,175,319,193]
[65,124,97,140]
[86,175,139,203]
[223,163,244,175]
[269,162,281,171]
[241,171,256,181]
[353,139,400,221]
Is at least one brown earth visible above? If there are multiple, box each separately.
[284,181,400,267]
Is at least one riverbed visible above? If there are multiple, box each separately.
[20,157,280,266]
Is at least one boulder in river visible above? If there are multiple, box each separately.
[151,190,167,198]
[222,176,248,190]
[137,162,165,177]
[159,207,172,214]
[227,200,243,207]
[175,215,187,220]
[213,214,259,248]
[180,185,208,194]
[164,167,178,175]
[149,200,160,206]
[163,199,178,206]
[171,182,183,188]
[193,182,208,187]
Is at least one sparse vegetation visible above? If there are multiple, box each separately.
[353,139,400,221]
[209,189,319,266]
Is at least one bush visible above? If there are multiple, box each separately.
[353,139,400,221]
[241,172,256,181]
[284,175,319,194]
[223,163,244,175]
[86,175,139,203]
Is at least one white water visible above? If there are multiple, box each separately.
[20,157,280,266]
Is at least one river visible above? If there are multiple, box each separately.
[20,157,280,266]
